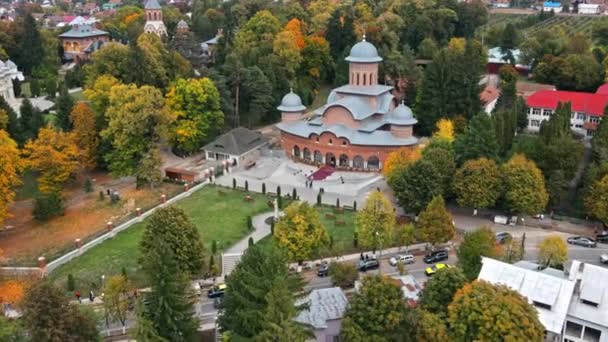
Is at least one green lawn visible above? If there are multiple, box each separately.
[14,171,40,200]
[50,186,273,291]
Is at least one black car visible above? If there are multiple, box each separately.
[495,232,512,244]
[423,250,449,264]
[317,264,330,277]
[207,284,226,298]
[567,236,597,248]
[358,259,380,272]
[596,232,608,244]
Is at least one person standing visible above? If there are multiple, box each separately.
[75,290,81,303]
[89,290,95,302]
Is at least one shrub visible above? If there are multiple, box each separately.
[329,235,334,249]
[317,193,322,205]
[336,198,340,208]
[30,79,41,97]
[262,183,266,194]
[121,267,128,280]
[245,180,249,192]
[84,178,93,193]
[45,77,57,98]
[212,240,218,254]
[98,191,105,201]
[330,262,358,288]
[248,237,254,247]
[292,188,297,199]
[270,220,275,235]
[247,215,253,230]
[354,200,357,211]
[67,274,75,291]
[233,178,236,189]
[354,232,358,247]
[33,192,65,221]
[277,186,281,197]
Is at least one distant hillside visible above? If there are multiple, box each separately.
[483,12,608,38]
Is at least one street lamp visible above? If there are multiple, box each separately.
[376,231,383,276]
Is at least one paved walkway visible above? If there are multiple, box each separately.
[225,212,276,254]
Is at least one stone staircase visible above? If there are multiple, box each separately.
[221,252,243,276]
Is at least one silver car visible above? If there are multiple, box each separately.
[389,254,415,266]
[567,236,597,248]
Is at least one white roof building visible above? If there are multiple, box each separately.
[294,287,348,342]
[478,257,576,341]
[0,59,24,104]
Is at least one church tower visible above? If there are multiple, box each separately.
[143,0,167,36]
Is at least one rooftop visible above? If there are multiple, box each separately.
[345,37,383,63]
[567,261,608,328]
[294,287,348,330]
[144,0,161,9]
[58,24,108,38]
[201,127,268,156]
[526,86,608,117]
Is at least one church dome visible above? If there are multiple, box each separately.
[345,36,383,63]
[387,101,417,126]
[277,89,306,112]
[177,20,188,29]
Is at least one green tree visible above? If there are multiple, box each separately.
[420,267,467,317]
[132,300,167,342]
[19,97,43,142]
[415,310,449,342]
[453,113,499,164]
[22,281,100,341]
[448,281,544,342]
[501,154,548,214]
[0,316,25,342]
[103,275,133,328]
[0,97,21,142]
[592,107,608,163]
[584,174,608,225]
[341,275,412,341]
[416,196,455,247]
[421,141,456,195]
[453,158,502,210]
[219,244,304,339]
[14,14,44,75]
[274,201,329,261]
[54,84,74,131]
[84,43,132,86]
[326,8,356,60]
[457,227,499,280]
[493,108,517,155]
[329,262,359,288]
[394,223,416,252]
[355,191,396,251]
[140,206,206,277]
[391,160,443,213]
[540,101,571,143]
[102,83,166,188]
[537,235,568,268]
[166,78,224,154]
[141,238,198,342]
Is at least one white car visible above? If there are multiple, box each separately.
[600,254,608,265]
[389,254,415,266]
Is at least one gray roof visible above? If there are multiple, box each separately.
[567,262,608,328]
[332,84,393,97]
[277,90,306,112]
[202,127,268,155]
[345,37,383,63]
[294,287,348,329]
[386,102,417,125]
[277,121,418,146]
[59,24,108,38]
[144,0,161,9]
[177,20,188,28]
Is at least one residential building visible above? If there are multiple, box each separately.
[390,274,423,307]
[578,3,600,14]
[58,24,109,61]
[276,36,418,171]
[525,85,608,138]
[544,1,564,12]
[201,127,269,166]
[486,47,531,75]
[478,257,576,341]
[143,0,167,36]
[0,59,24,104]
[294,287,348,342]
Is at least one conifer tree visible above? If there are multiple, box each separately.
[19,98,43,142]
[15,14,44,75]
[454,113,499,164]
[55,84,74,131]
[0,96,21,143]
[592,106,608,163]
[539,101,572,143]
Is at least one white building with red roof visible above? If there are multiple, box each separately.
[526,85,608,138]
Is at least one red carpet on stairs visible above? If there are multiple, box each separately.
[311,165,335,181]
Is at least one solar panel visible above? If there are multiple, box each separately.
[497,267,525,290]
[580,271,605,305]
[531,275,561,307]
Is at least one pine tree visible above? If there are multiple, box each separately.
[416,49,455,135]
[454,113,499,164]
[55,84,74,131]
[493,109,517,155]
[540,101,572,144]
[592,106,608,163]
[0,96,21,143]
[132,300,167,342]
[19,98,43,142]
[15,14,44,75]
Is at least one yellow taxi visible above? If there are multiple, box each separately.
[425,263,451,276]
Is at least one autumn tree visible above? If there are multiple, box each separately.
[457,227,500,280]
[69,102,99,170]
[341,275,414,341]
[274,201,329,262]
[420,267,467,318]
[394,223,416,252]
[433,118,455,142]
[84,42,132,86]
[22,127,80,194]
[537,235,568,268]
[453,158,502,210]
[0,130,22,225]
[102,83,166,188]
[383,147,421,181]
[416,310,449,342]
[83,75,121,116]
[104,275,134,329]
[165,78,224,155]
[501,154,548,214]
[355,191,396,251]
[0,280,26,306]
[416,196,455,247]
[584,175,608,226]
[421,140,456,196]
[140,206,206,277]
[453,112,499,164]
[448,281,544,341]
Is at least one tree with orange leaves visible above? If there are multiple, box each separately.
[284,19,306,50]
[69,102,99,170]
[383,147,421,180]
[0,130,23,225]
[22,127,81,194]
[0,280,26,305]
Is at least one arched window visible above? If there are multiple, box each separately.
[356,73,360,86]
[293,145,300,158]
[353,155,364,168]
[303,148,311,160]
[363,73,367,86]
[339,154,349,167]
[329,139,333,145]
[326,152,336,166]
[314,150,323,163]
[369,73,373,85]
[367,156,380,170]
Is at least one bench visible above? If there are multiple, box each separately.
[217,190,226,196]
[343,205,354,211]
[325,213,336,219]
[267,192,277,197]
[245,161,256,170]
[236,186,246,191]
[335,220,346,226]
[333,208,344,214]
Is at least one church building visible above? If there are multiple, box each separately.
[276,37,418,171]
[143,0,167,36]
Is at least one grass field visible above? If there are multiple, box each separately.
[49,186,273,290]
[483,12,608,38]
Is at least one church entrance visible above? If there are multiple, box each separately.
[325,153,336,167]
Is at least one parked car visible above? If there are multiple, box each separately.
[317,263,330,277]
[509,216,518,226]
[596,232,608,244]
[207,284,226,298]
[423,250,449,264]
[600,254,608,265]
[494,215,508,225]
[213,297,223,309]
[425,263,451,276]
[389,254,415,266]
[495,232,512,244]
[567,236,597,248]
[358,259,380,272]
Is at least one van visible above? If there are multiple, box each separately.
[494,215,508,225]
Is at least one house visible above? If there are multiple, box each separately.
[390,275,423,307]
[578,3,600,14]
[543,1,563,12]
[563,261,608,342]
[478,257,576,342]
[486,47,531,75]
[59,24,109,61]
[294,287,348,342]
[525,85,608,138]
[201,127,269,166]
[0,59,24,104]
[493,0,510,8]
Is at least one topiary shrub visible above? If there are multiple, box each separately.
[33,192,65,221]
[67,274,75,291]
[245,180,249,192]
[233,178,236,189]
[292,188,297,199]
[317,193,322,206]
[336,198,340,208]
[262,182,266,194]
[84,178,93,193]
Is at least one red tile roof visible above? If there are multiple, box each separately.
[526,89,608,117]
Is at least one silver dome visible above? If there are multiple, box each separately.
[345,36,382,63]
[387,101,417,126]
[277,89,306,112]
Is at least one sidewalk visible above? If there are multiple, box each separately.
[225,212,275,254]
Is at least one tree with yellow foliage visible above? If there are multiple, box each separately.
[69,102,99,170]
[433,118,455,142]
[355,191,396,251]
[0,280,27,305]
[22,127,80,194]
[383,147,421,180]
[538,235,568,268]
[0,130,23,225]
[274,201,329,262]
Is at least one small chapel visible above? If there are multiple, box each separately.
[143,0,167,36]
